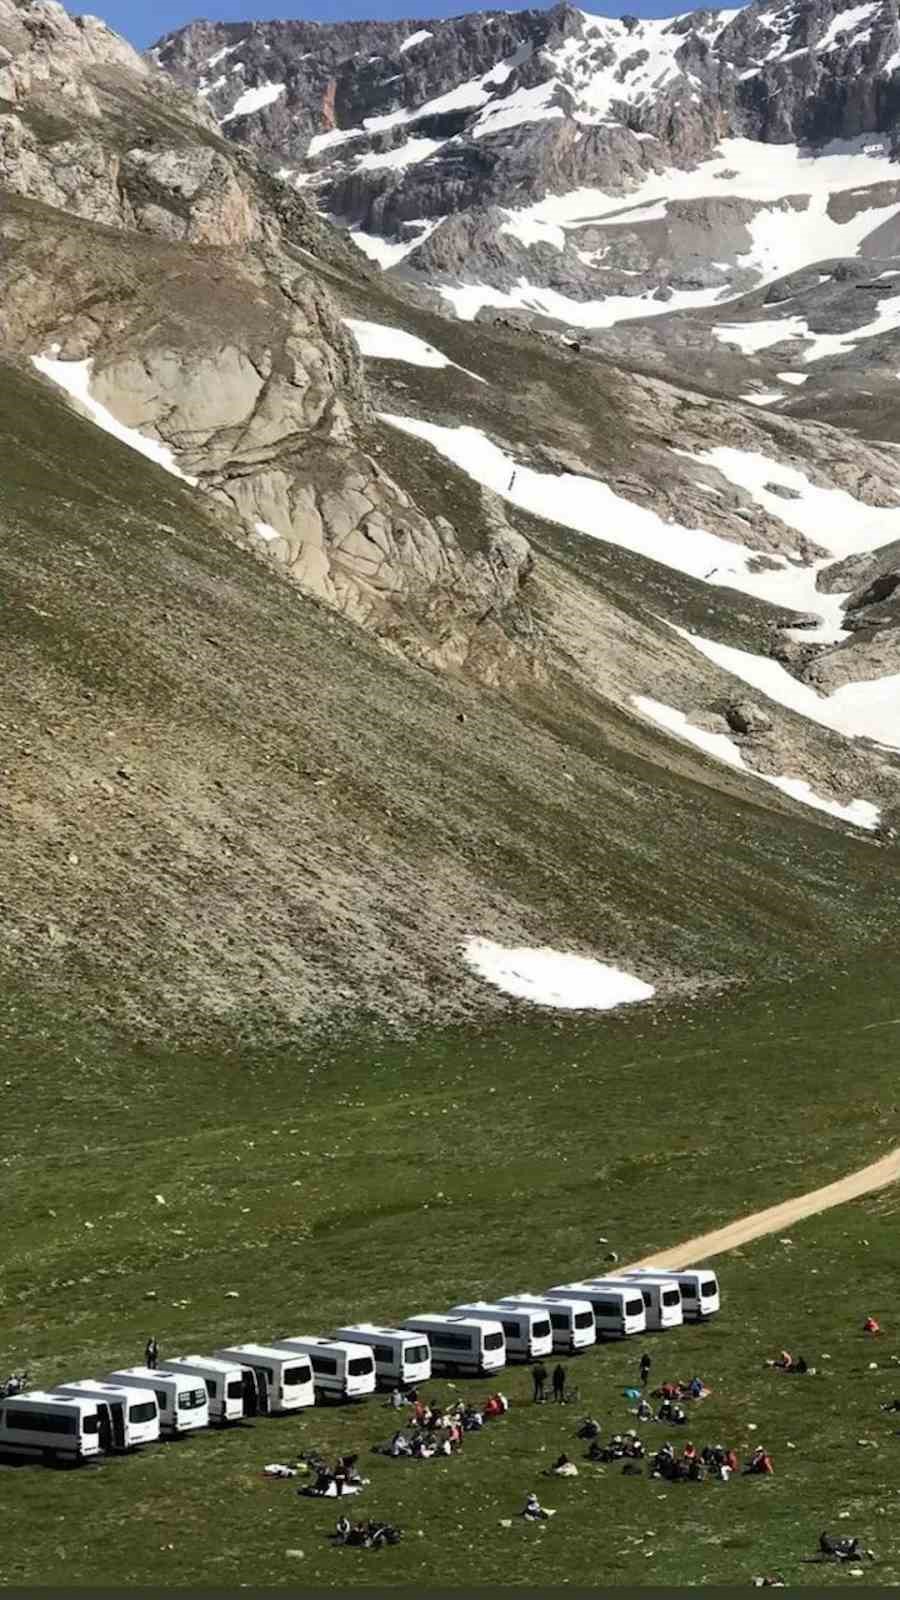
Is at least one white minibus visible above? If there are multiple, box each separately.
[625,1267,720,1321]
[213,1344,315,1414]
[54,1380,160,1449]
[401,1315,506,1375]
[0,1391,103,1464]
[546,1281,647,1339]
[448,1301,553,1361]
[103,1366,210,1434]
[161,1357,246,1422]
[498,1295,597,1354]
[333,1325,432,1388]
[271,1337,376,1401]
[588,1275,683,1331]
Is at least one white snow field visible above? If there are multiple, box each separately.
[434,136,900,324]
[633,697,880,828]
[381,415,900,746]
[438,278,726,328]
[715,317,810,355]
[717,290,900,364]
[378,416,865,626]
[32,354,197,485]
[463,937,655,1009]
[344,318,485,381]
[221,81,285,123]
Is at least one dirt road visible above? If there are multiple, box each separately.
[623,1144,900,1269]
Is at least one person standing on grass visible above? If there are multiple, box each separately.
[532,1361,548,1403]
[552,1363,566,1403]
[145,1336,158,1370]
[640,1353,651,1387]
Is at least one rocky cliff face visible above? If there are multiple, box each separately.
[0,0,536,678]
[155,0,900,295]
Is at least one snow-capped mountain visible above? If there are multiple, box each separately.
[154,1,900,314]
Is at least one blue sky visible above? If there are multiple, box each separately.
[72,0,699,50]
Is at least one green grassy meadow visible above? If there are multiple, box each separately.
[1,950,899,1586]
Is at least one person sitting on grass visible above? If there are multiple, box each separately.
[577,1415,601,1440]
[334,1514,351,1544]
[547,1453,578,1477]
[746,1446,774,1476]
[389,1431,412,1458]
[819,1532,876,1562]
[863,1316,882,1336]
[522,1491,549,1521]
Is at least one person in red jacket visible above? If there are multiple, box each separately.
[863,1316,882,1335]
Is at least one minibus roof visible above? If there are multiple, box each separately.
[13,1391,93,1410]
[167,1355,241,1374]
[216,1343,310,1362]
[337,1323,418,1340]
[56,1380,152,1403]
[274,1336,372,1357]
[406,1314,502,1331]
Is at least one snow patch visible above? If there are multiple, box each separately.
[471,81,565,139]
[307,127,363,157]
[740,387,786,405]
[221,82,285,124]
[348,218,443,268]
[355,136,445,172]
[817,1,879,51]
[438,277,726,329]
[32,355,197,485]
[715,317,811,354]
[464,938,655,1010]
[344,318,486,381]
[399,28,433,52]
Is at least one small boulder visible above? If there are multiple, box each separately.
[725,700,773,736]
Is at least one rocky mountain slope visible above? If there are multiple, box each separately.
[155,0,900,417]
[1,0,898,1046]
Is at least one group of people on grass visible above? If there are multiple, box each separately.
[649,1441,772,1482]
[298,1451,367,1497]
[376,1391,508,1461]
[332,1514,402,1549]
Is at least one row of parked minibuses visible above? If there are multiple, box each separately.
[0,1266,719,1465]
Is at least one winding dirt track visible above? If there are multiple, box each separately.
[623,1145,900,1269]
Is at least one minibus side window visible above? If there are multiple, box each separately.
[155,1391,167,1411]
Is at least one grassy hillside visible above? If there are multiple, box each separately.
[3,354,896,1041]
[1,955,898,1586]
